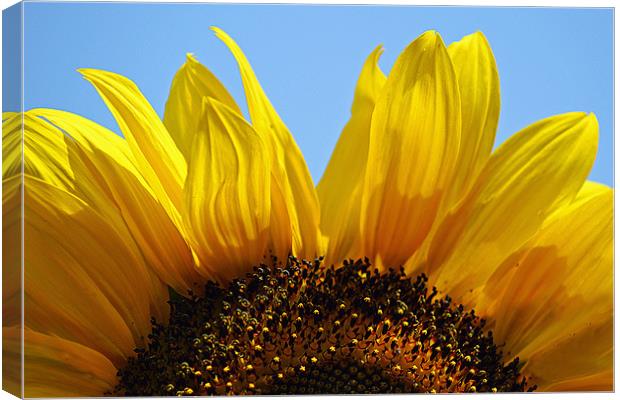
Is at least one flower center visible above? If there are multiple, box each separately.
[115,257,535,395]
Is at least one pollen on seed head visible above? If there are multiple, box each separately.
[114,257,535,396]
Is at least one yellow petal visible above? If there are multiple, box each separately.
[5,326,118,397]
[361,31,461,268]
[444,31,499,208]
[22,175,163,366]
[3,112,74,190]
[185,97,271,282]
[79,68,186,222]
[3,175,22,399]
[267,175,294,262]
[164,53,242,161]
[3,112,22,179]
[31,108,200,296]
[3,176,21,327]
[573,180,609,201]
[404,33,500,269]
[487,184,612,390]
[3,111,17,121]
[525,318,612,391]
[419,112,598,302]
[3,324,21,397]
[211,27,321,259]
[317,46,386,265]
[542,368,613,392]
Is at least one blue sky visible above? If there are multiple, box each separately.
[8,3,614,186]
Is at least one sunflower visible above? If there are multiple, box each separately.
[2,27,612,397]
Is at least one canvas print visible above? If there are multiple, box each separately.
[2,2,613,397]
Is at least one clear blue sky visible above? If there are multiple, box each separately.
[8,3,614,186]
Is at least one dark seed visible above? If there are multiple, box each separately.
[114,257,535,395]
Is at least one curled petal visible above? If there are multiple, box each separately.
[212,27,322,259]
[185,97,271,282]
[164,53,242,161]
[444,31,500,208]
[80,68,186,225]
[317,45,386,265]
[361,31,461,268]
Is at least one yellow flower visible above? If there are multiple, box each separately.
[2,28,611,396]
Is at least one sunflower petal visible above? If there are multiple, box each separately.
[444,31,499,208]
[3,325,21,397]
[3,112,74,190]
[31,108,200,296]
[164,53,242,161]
[3,176,22,398]
[4,326,118,397]
[22,175,164,366]
[573,180,609,201]
[212,27,321,258]
[3,176,21,328]
[524,319,612,391]
[361,31,462,267]
[488,184,612,391]
[3,111,17,122]
[420,112,598,302]
[317,46,387,264]
[185,97,271,282]
[3,112,23,179]
[79,68,186,219]
[267,176,294,262]
[542,368,613,392]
